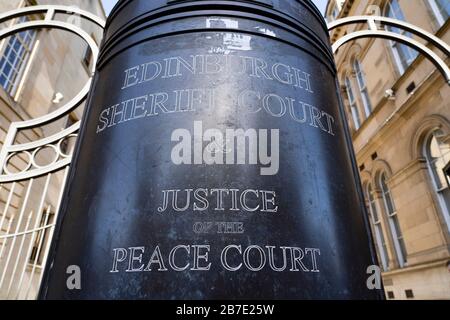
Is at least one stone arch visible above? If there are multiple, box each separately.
[410,114,450,160]
[372,159,394,187]
[338,43,362,82]
[348,43,364,73]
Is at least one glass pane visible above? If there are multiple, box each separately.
[13,39,22,53]
[352,60,372,114]
[437,159,448,189]
[399,238,407,263]
[393,216,402,240]
[382,242,389,267]
[390,214,407,264]
[351,106,360,129]
[353,60,364,87]
[376,225,389,270]
[435,0,450,20]
[18,16,28,23]
[345,77,355,102]
[17,45,25,58]
[3,42,12,58]
[367,185,374,201]
[0,74,7,87]
[361,90,372,116]
[397,42,418,65]
[367,185,380,222]
[380,174,396,214]
[3,63,12,78]
[0,20,36,94]
[385,193,395,214]
[386,0,418,71]
[427,130,450,189]
[387,0,406,20]
[18,31,28,41]
[7,50,17,66]
[436,132,450,156]
[429,132,442,158]
[370,202,380,222]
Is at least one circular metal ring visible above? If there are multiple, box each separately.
[0,10,102,130]
[57,134,79,158]
[3,151,33,175]
[30,144,60,169]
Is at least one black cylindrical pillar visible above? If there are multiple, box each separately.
[40,0,383,299]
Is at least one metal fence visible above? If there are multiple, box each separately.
[0,5,104,299]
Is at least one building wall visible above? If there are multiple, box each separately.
[328,0,450,300]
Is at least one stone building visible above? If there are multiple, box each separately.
[0,0,105,299]
[326,0,450,299]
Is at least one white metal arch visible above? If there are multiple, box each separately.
[0,6,103,183]
[0,5,105,29]
[328,15,450,85]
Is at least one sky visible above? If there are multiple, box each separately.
[101,0,328,16]
[101,0,117,16]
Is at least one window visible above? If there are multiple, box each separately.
[327,4,340,22]
[345,76,361,130]
[379,173,407,267]
[405,289,414,299]
[29,206,55,267]
[366,184,389,271]
[428,0,450,27]
[331,5,340,20]
[385,0,419,74]
[82,46,93,69]
[424,129,450,232]
[0,16,37,96]
[352,59,372,118]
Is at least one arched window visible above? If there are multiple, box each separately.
[427,0,450,27]
[379,173,407,267]
[0,15,37,96]
[366,184,389,271]
[352,59,372,118]
[328,3,340,22]
[385,0,419,74]
[344,76,361,130]
[424,129,450,232]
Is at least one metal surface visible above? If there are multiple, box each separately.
[0,5,104,299]
[39,0,382,299]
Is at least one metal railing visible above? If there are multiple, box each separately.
[0,5,104,300]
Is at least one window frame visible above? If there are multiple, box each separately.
[331,5,340,20]
[427,0,449,28]
[366,183,390,271]
[379,172,407,267]
[0,15,38,97]
[344,75,361,130]
[352,59,372,118]
[385,0,419,75]
[28,207,55,267]
[424,129,450,233]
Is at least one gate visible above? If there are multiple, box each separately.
[0,5,104,299]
